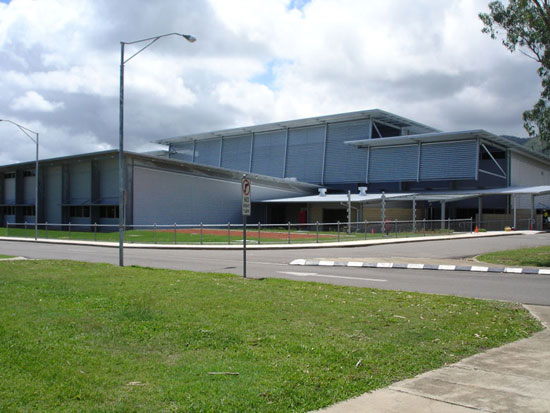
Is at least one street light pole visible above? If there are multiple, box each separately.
[0,119,39,241]
[118,32,196,266]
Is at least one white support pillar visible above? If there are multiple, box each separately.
[477,197,483,229]
[513,194,517,229]
[412,195,416,232]
[530,194,535,230]
[440,201,446,230]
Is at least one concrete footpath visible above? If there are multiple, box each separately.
[315,305,550,413]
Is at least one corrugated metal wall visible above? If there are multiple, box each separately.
[194,139,221,167]
[251,130,286,178]
[98,158,118,204]
[133,165,313,225]
[324,120,370,183]
[285,126,325,183]
[368,145,419,183]
[3,177,15,204]
[44,166,62,224]
[419,140,477,180]
[69,162,91,204]
[221,134,251,172]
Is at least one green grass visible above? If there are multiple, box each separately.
[0,255,14,259]
[477,246,550,267]
[0,226,456,245]
[0,260,541,412]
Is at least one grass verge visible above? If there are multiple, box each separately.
[0,260,541,412]
[0,255,15,259]
[477,246,550,267]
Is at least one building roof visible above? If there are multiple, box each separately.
[155,109,439,144]
[346,129,550,164]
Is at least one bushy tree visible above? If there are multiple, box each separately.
[480,0,550,152]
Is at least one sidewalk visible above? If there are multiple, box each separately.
[315,305,550,413]
[0,230,539,250]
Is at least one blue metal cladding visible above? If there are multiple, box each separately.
[419,140,477,180]
[368,145,419,183]
[324,120,370,183]
[194,139,222,167]
[170,142,194,162]
[221,134,252,172]
[251,130,286,178]
[285,126,325,183]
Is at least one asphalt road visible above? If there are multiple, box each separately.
[1,233,549,305]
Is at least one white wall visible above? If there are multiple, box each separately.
[510,153,550,209]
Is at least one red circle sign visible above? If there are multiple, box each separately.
[242,179,251,196]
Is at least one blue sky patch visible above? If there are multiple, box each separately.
[287,0,311,11]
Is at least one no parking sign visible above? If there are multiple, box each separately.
[242,177,251,216]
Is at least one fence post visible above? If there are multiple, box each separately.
[423,219,426,236]
[68,222,71,239]
[200,222,203,245]
[94,222,97,241]
[174,223,177,245]
[448,217,451,233]
[24,221,27,238]
[337,221,340,242]
[154,223,157,244]
[45,222,48,239]
[6,222,8,237]
[288,222,291,244]
[227,222,231,245]
[394,219,397,237]
[316,221,319,243]
[364,220,367,240]
[258,222,261,245]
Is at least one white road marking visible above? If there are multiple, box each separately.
[470,266,489,272]
[277,271,387,282]
[438,265,456,271]
[504,267,523,274]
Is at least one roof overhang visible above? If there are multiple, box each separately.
[261,186,550,204]
[155,109,439,145]
[346,129,550,164]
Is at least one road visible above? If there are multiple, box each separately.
[1,233,549,305]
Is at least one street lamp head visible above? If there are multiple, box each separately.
[181,34,196,43]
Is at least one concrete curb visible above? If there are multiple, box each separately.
[0,230,541,250]
[290,259,550,275]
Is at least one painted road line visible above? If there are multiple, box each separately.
[277,271,387,282]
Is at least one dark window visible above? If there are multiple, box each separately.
[2,206,16,215]
[22,206,35,216]
[99,205,118,219]
[480,150,505,160]
[23,170,36,177]
[4,172,15,179]
[69,206,90,217]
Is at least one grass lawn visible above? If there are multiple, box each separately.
[0,255,15,259]
[477,246,550,267]
[0,260,541,412]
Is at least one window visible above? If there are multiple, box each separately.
[22,206,35,216]
[2,206,16,215]
[4,172,15,179]
[69,206,90,217]
[23,170,36,177]
[99,205,118,219]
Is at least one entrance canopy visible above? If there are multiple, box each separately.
[261,186,550,205]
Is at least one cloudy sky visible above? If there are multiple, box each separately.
[0,0,541,165]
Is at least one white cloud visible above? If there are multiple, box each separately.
[0,0,544,165]
[10,91,65,112]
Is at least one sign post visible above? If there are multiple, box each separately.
[241,175,251,278]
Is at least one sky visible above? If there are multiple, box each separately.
[0,0,542,165]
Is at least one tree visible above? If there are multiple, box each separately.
[480,0,550,151]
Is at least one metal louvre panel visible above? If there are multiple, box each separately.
[170,142,194,162]
[251,130,286,177]
[324,120,370,183]
[221,134,252,172]
[368,145,419,183]
[420,140,477,180]
[285,126,324,183]
[194,139,221,167]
